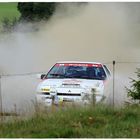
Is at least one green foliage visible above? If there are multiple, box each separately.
[1,17,18,32]
[17,2,56,22]
[127,68,140,102]
[0,105,140,138]
[0,3,20,32]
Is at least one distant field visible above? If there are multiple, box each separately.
[0,3,20,22]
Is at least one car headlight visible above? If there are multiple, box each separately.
[41,87,50,92]
[81,89,91,101]
[91,88,103,96]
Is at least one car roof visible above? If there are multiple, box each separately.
[57,61,103,65]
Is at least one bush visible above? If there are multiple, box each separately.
[2,17,18,33]
[17,2,56,22]
[126,68,140,103]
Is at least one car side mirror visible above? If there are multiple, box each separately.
[40,74,47,79]
[36,74,47,79]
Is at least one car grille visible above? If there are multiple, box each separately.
[57,93,81,96]
[41,92,81,96]
[42,92,50,95]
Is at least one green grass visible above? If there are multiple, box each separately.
[0,3,20,21]
[0,2,20,31]
[0,104,140,138]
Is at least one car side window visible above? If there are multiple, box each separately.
[103,65,111,76]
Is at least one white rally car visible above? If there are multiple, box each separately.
[36,61,111,106]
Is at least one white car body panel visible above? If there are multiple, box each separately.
[36,61,110,106]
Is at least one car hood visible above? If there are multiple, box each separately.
[37,78,104,91]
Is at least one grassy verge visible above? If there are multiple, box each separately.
[0,104,140,138]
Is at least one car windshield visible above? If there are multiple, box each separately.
[47,63,107,80]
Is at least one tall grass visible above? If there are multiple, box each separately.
[0,104,139,138]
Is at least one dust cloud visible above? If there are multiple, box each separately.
[0,3,140,112]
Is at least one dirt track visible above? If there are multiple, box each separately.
[0,3,140,112]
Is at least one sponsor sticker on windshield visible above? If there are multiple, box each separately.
[55,63,102,67]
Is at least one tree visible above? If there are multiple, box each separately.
[17,2,56,22]
[126,68,140,103]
